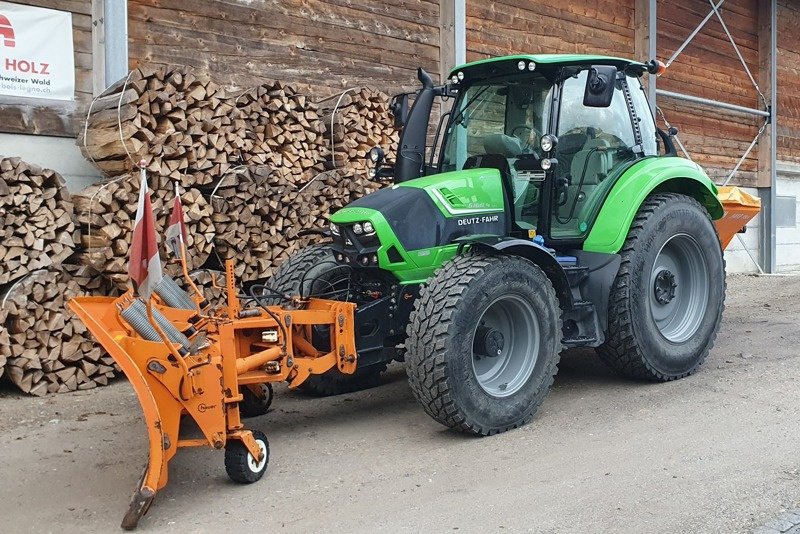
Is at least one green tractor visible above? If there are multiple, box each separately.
[270,54,726,434]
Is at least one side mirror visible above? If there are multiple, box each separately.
[389,93,409,128]
[583,65,617,108]
[367,146,393,181]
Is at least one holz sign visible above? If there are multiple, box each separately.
[0,2,74,101]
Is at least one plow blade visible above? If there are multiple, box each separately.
[715,186,761,250]
[68,297,183,530]
[67,262,360,529]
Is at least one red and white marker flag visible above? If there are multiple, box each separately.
[165,182,188,258]
[128,163,163,300]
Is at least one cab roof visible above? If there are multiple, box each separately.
[448,54,647,79]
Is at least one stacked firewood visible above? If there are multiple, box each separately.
[0,307,8,380]
[205,165,296,280]
[234,81,327,187]
[188,269,226,310]
[318,87,400,176]
[0,158,76,284]
[78,64,244,186]
[0,68,403,397]
[72,173,214,289]
[290,168,384,249]
[0,264,120,396]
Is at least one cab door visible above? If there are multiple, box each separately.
[549,69,651,241]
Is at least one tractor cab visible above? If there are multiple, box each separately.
[383,55,669,244]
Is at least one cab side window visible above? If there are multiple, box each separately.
[551,70,638,239]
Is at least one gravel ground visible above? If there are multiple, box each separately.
[0,273,798,533]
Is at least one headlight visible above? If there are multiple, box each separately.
[368,146,384,163]
[541,158,558,171]
[517,60,526,71]
[457,71,464,80]
[540,134,558,152]
[527,61,536,71]
[363,221,374,234]
[353,223,364,235]
[451,75,459,84]
[330,223,340,235]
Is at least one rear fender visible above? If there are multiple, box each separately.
[584,157,723,254]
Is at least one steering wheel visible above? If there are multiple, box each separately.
[509,125,541,152]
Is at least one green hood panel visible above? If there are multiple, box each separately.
[583,157,723,254]
[397,168,505,218]
[329,168,507,284]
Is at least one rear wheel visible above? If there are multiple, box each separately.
[406,254,562,436]
[267,244,387,396]
[597,193,725,380]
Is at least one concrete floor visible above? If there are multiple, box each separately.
[1,274,798,533]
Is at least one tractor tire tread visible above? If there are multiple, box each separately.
[298,363,388,397]
[597,193,726,381]
[265,244,332,303]
[405,253,561,436]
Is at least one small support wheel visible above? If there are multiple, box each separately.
[224,430,269,484]
[239,384,274,418]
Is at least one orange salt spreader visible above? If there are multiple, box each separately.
[714,186,762,249]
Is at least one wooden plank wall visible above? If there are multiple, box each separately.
[127,0,441,98]
[0,0,92,137]
[466,0,635,60]
[656,0,762,187]
[777,0,800,166]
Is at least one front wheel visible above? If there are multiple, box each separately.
[405,254,562,436]
[267,244,385,396]
[597,193,725,381]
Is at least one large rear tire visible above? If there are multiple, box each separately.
[406,254,562,436]
[267,244,387,396]
[597,193,725,381]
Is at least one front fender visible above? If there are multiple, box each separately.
[457,235,573,310]
[583,157,723,254]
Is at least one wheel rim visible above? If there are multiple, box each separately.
[649,233,710,343]
[471,294,540,398]
[255,384,272,407]
[247,439,267,473]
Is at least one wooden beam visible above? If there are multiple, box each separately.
[635,0,656,114]
[757,0,773,188]
[91,0,106,96]
[439,0,455,83]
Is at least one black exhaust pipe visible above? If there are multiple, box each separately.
[394,68,435,183]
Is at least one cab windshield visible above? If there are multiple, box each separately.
[440,74,553,172]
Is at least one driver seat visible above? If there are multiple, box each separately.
[482,134,524,158]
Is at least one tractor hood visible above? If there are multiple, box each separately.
[328,169,507,281]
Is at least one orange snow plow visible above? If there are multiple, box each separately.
[68,261,357,530]
[715,186,761,249]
